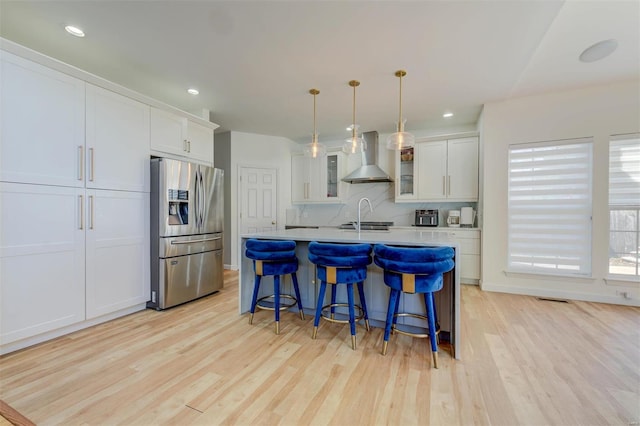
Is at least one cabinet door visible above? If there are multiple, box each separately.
[447,137,478,201]
[85,190,150,319]
[85,84,150,192]
[416,140,447,200]
[291,154,311,203]
[1,52,85,187]
[150,107,187,157]
[0,183,85,344]
[395,147,417,200]
[186,120,214,165]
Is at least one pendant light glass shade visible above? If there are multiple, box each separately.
[387,70,415,150]
[303,88,327,158]
[342,80,366,155]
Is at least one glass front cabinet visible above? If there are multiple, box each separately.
[396,147,416,200]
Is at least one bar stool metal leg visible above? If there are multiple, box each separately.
[382,289,400,355]
[425,289,439,368]
[291,272,305,320]
[274,275,280,335]
[312,281,328,339]
[357,281,370,331]
[249,275,262,325]
[347,283,356,350]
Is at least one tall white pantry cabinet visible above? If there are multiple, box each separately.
[0,51,150,350]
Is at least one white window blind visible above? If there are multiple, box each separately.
[508,138,593,275]
[609,134,640,207]
[608,134,640,277]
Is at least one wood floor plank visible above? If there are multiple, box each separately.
[0,270,638,426]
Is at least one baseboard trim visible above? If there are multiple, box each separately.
[480,282,640,307]
[0,304,147,355]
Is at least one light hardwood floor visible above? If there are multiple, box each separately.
[1,270,639,425]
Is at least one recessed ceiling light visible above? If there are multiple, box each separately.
[443,112,453,118]
[579,39,618,63]
[64,25,85,37]
[187,88,199,95]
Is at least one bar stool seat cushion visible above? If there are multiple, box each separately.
[246,239,296,261]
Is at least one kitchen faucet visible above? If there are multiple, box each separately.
[356,197,373,233]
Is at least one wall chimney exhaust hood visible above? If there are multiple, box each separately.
[342,131,393,184]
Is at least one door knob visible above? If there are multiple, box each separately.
[272,221,276,225]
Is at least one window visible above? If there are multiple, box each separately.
[609,134,640,278]
[508,138,593,275]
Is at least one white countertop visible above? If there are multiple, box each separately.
[241,228,462,247]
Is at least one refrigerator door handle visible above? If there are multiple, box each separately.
[194,169,200,230]
[170,236,222,245]
[199,170,205,229]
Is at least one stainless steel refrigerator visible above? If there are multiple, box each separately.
[148,158,224,310]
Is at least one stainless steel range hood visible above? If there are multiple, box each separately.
[342,131,393,183]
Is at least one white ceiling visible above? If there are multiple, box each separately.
[1,1,638,143]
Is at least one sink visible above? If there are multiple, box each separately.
[339,221,393,231]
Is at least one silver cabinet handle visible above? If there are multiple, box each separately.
[442,176,446,196]
[183,139,188,152]
[89,147,95,182]
[78,146,84,181]
[187,140,191,153]
[89,195,94,229]
[448,175,451,196]
[170,237,221,245]
[79,195,84,230]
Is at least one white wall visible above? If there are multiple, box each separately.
[224,131,297,269]
[481,78,640,305]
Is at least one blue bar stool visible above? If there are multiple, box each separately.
[373,244,454,368]
[308,241,372,350]
[245,239,305,334]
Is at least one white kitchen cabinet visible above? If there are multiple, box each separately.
[447,137,479,200]
[291,151,345,204]
[85,190,150,319]
[150,107,214,165]
[0,52,85,187]
[447,228,481,283]
[0,50,150,352]
[416,141,448,200]
[86,84,150,192]
[395,136,478,202]
[0,183,86,345]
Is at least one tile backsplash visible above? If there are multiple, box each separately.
[290,182,477,227]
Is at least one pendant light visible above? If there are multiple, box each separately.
[342,80,366,155]
[303,88,327,158]
[386,70,415,150]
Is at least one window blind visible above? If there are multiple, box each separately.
[609,134,640,207]
[508,138,593,275]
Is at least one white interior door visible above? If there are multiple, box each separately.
[240,167,278,235]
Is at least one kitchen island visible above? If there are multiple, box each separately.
[239,228,461,359]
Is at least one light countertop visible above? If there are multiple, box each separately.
[241,227,463,247]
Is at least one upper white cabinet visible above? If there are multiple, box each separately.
[291,150,346,204]
[150,107,214,165]
[1,52,85,187]
[86,84,150,192]
[395,136,478,202]
[0,53,150,193]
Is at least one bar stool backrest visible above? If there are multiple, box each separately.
[308,242,372,268]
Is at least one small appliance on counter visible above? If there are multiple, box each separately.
[415,209,438,227]
[461,207,476,228]
[446,210,461,227]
